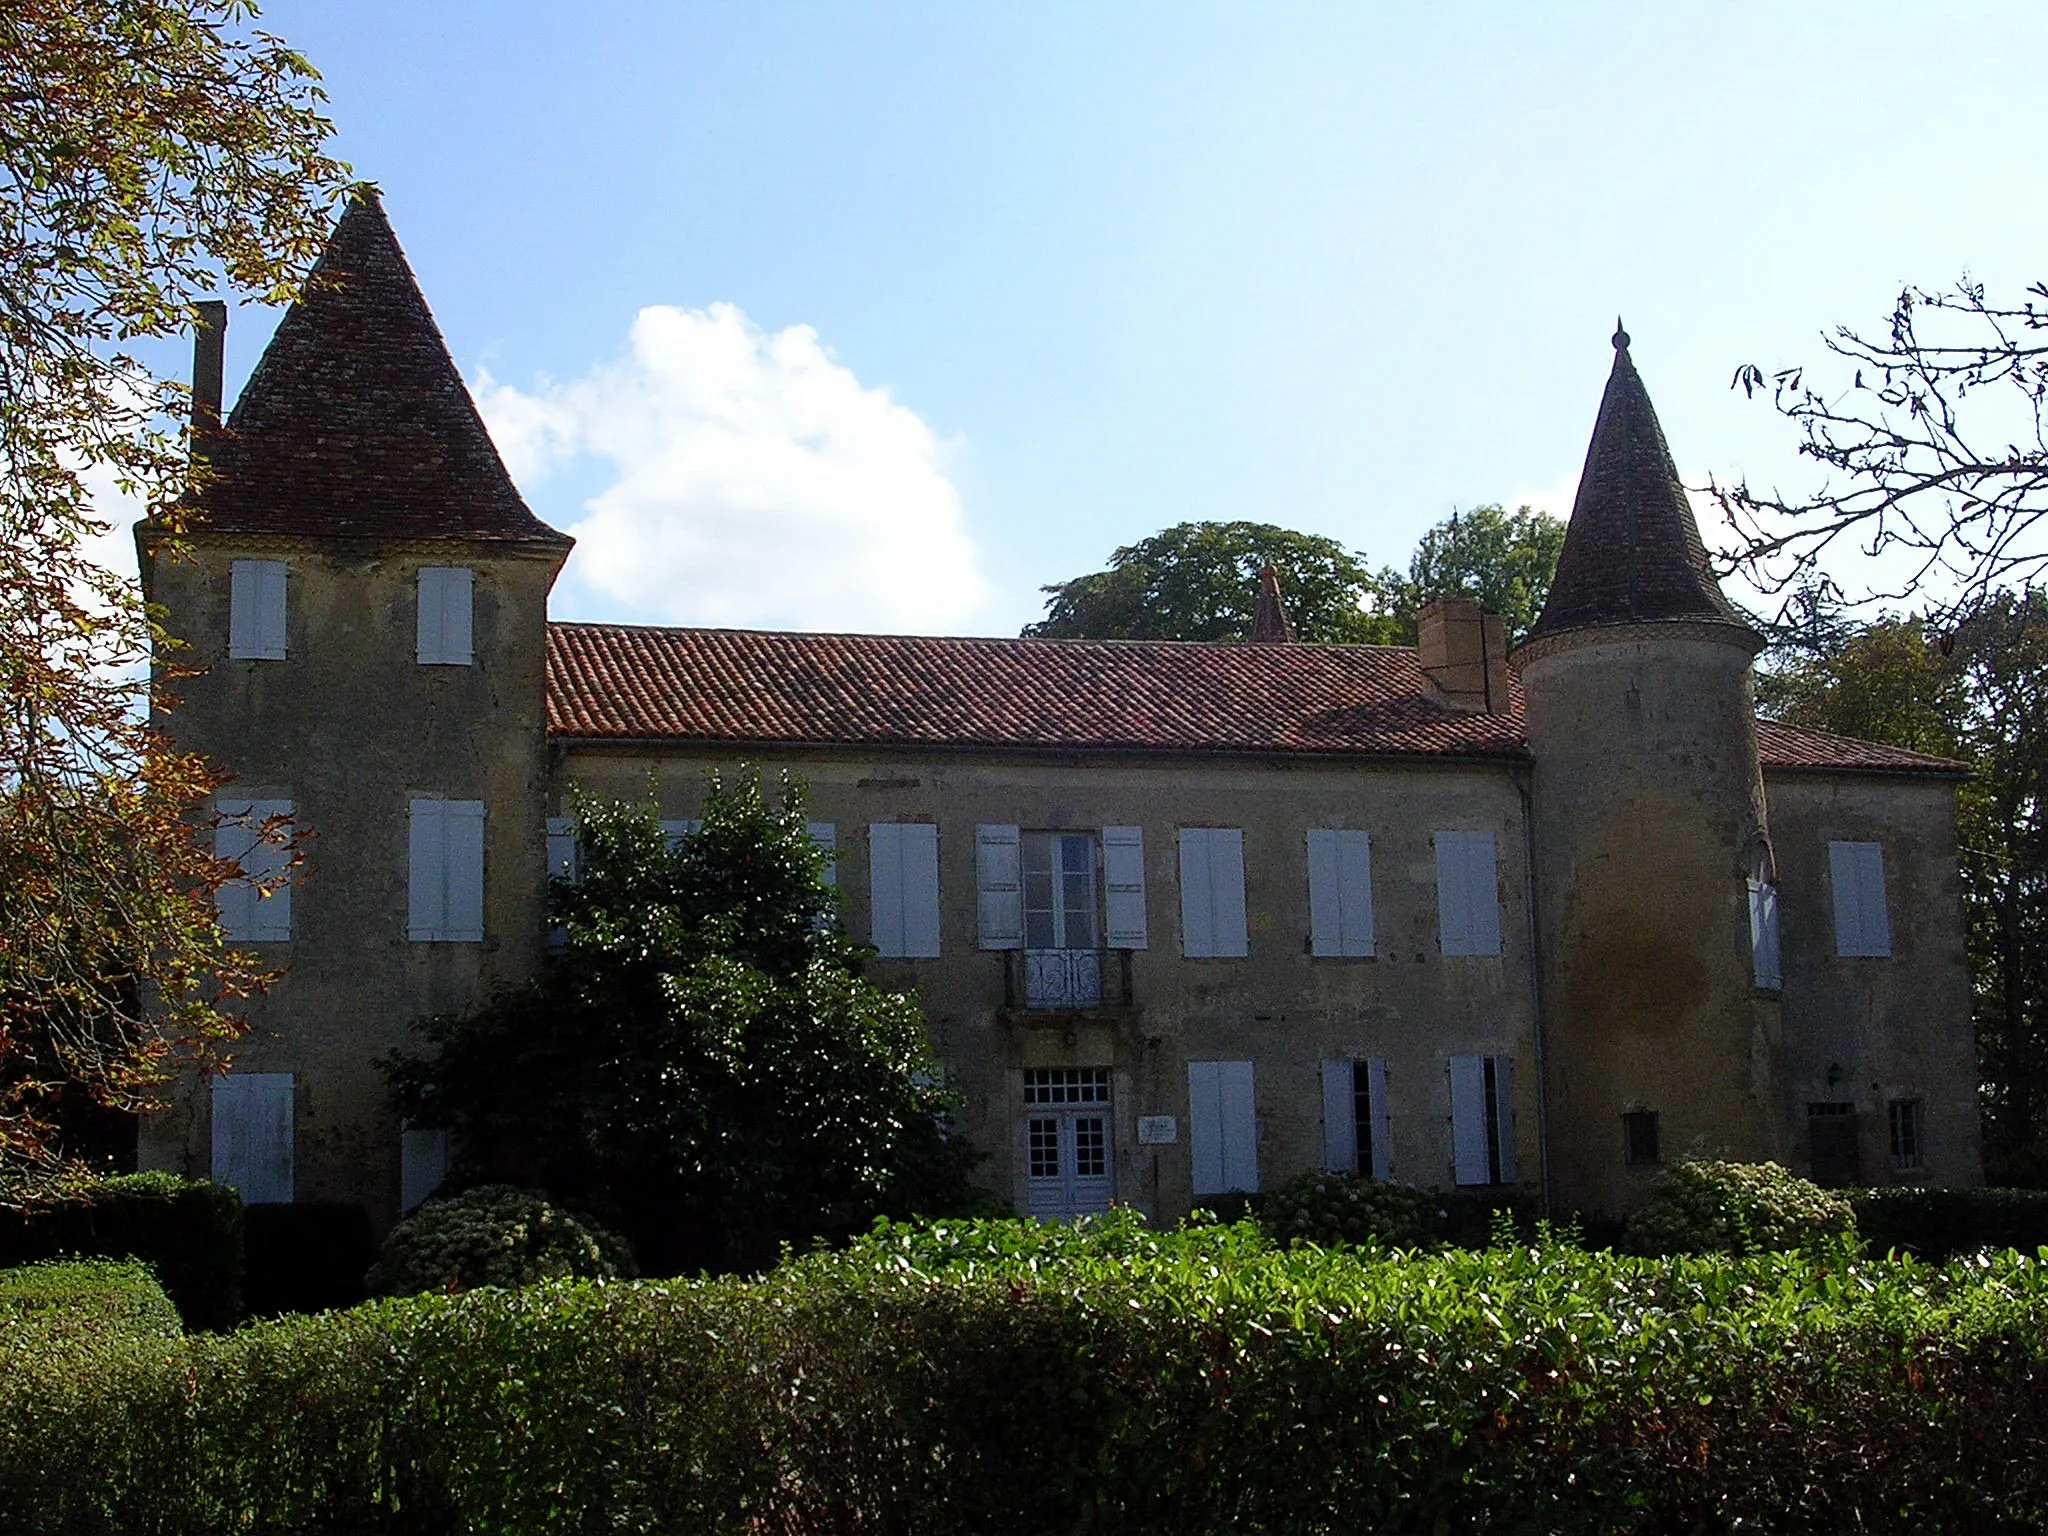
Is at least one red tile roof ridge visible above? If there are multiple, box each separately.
[547,619,1412,654]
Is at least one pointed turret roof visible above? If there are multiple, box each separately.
[1523,324,1743,645]
[1248,565,1298,643]
[191,191,569,546]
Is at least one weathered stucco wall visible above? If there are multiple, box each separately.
[1764,771,1980,1187]
[138,533,562,1226]
[555,746,1542,1221]
[1521,626,1783,1220]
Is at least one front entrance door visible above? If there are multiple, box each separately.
[1024,1068,1114,1218]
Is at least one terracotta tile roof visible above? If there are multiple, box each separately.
[1526,327,1748,643]
[189,193,569,548]
[1755,721,1968,777]
[547,623,1969,778]
[546,624,1530,758]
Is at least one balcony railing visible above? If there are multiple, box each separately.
[1003,948,1131,1013]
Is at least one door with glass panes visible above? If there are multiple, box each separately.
[1025,1068,1114,1218]
[1023,832,1101,1007]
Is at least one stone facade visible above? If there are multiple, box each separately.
[137,198,1983,1232]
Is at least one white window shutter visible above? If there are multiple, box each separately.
[975,824,1023,950]
[1207,829,1249,957]
[1309,829,1374,957]
[1438,831,1501,957]
[417,567,475,665]
[809,823,837,887]
[213,803,256,939]
[661,819,703,851]
[212,1073,294,1204]
[1450,1053,1489,1186]
[1307,831,1343,957]
[1101,826,1148,949]
[1189,1059,1257,1195]
[408,801,446,939]
[869,823,904,955]
[900,823,941,957]
[1365,1058,1391,1181]
[229,559,287,660]
[546,818,579,884]
[444,801,486,941]
[1491,1054,1517,1184]
[1830,840,1892,957]
[400,1125,448,1212]
[1321,1058,1358,1173]
[1749,879,1781,988]
[215,799,291,941]
[1178,830,1216,957]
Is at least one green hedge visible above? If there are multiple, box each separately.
[1853,1186,2048,1260]
[4,1212,2048,1533]
[0,1259,181,1349]
[0,1173,242,1331]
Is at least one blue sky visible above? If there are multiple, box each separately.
[213,1,2048,634]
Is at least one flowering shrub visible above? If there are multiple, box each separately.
[1260,1169,1439,1250]
[365,1186,632,1296]
[1623,1159,1856,1256]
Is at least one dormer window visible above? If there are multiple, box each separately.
[416,567,474,665]
[228,559,287,660]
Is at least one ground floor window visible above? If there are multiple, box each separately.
[1450,1053,1515,1187]
[1623,1110,1660,1166]
[1320,1058,1388,1179]
[1024,1068,1113,1219]
[212,1072,294,1204]
[1807,1101,1861,1188]
[1888,1098,1924,1172]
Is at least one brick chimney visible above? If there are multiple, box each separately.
[191,300,226,440]
[1417,596,1509,713]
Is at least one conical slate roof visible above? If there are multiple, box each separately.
[192,191,568,545]
[1523,326,1742,644]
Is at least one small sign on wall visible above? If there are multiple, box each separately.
[1137,1115,1178,1145]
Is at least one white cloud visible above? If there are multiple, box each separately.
[476,303,989,633]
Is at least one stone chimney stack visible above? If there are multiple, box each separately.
[1416,595,1508,712]
[191,300,226,439]
[1248,564,1298,643]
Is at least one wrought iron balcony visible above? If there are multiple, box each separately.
[1002,948,1132,1014]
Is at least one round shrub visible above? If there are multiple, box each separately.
[1622,1159,1855,1257]
[366,1186,633,1297]
[1262,1170,1439,1251]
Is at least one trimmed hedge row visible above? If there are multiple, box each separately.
[4,1213,2048,1534]
[1853,1186,2048,1260]
[0,1174,242,1331]
[0,1260,181,1348]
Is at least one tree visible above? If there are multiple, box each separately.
[1365,503,1566,647]
[1759,596,2048,1185]
[1717,279,2048,624]
[0,3,348,1197]
[383,773,985,1274]
[1024,521,1397,643]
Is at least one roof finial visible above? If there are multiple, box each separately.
[1613,316,1630,353]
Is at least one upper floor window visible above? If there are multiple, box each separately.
[214,798,293,941]
[977,825,1146,953]
[228,559,287,660]
[1435,830,1502,957]
[1828,840,1892,957]
[1177,827,1248,958]
[1307,828,1375,957]
[869,821,940,958]
[1025,832,1098,951]
[409,798,485,942]
[416,566,474,666]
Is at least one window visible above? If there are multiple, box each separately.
[416,566,474,665]
[1450,1053,1516,1186]
[211,1073,293,1204]
[868,822,940,957]
[978,825,1145,951]
[809,823,837,887]
[401,1124,448,1212]
[1307,829,1375,957]
[1023,1068,1113,1219]
[1321,1058,1389,1179]
[660,819,703,850]
[1807,1101,1861,1188]
[1187,1059,1257,1196]
[1748,879,1782,989]
[228,559,287,660]
[1435,831,1502,957]
[1623,1110,1660,1167]
[408,799,485,942]
[214,798,293,941]
[545,817,579,883]
[1828,841,1892,957]
[1889,1099,1924,1172]
[1026,832,1099,951]
[1177,828,1248,958]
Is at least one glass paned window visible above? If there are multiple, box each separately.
[1028,1118,1060,1179]
[1073,1116,1107,1178]
[1024,1068,1111,1106]
[1623,1110,1660,1166]
[1023,832,1098,951]
[1888,1099,1924,1171]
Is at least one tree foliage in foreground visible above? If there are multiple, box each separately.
[0,1,349,1198]
[383,773,984,1273]
[1024,505,1564,645]
[1761,593,2048,1183]
[1717,278,2048,623]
